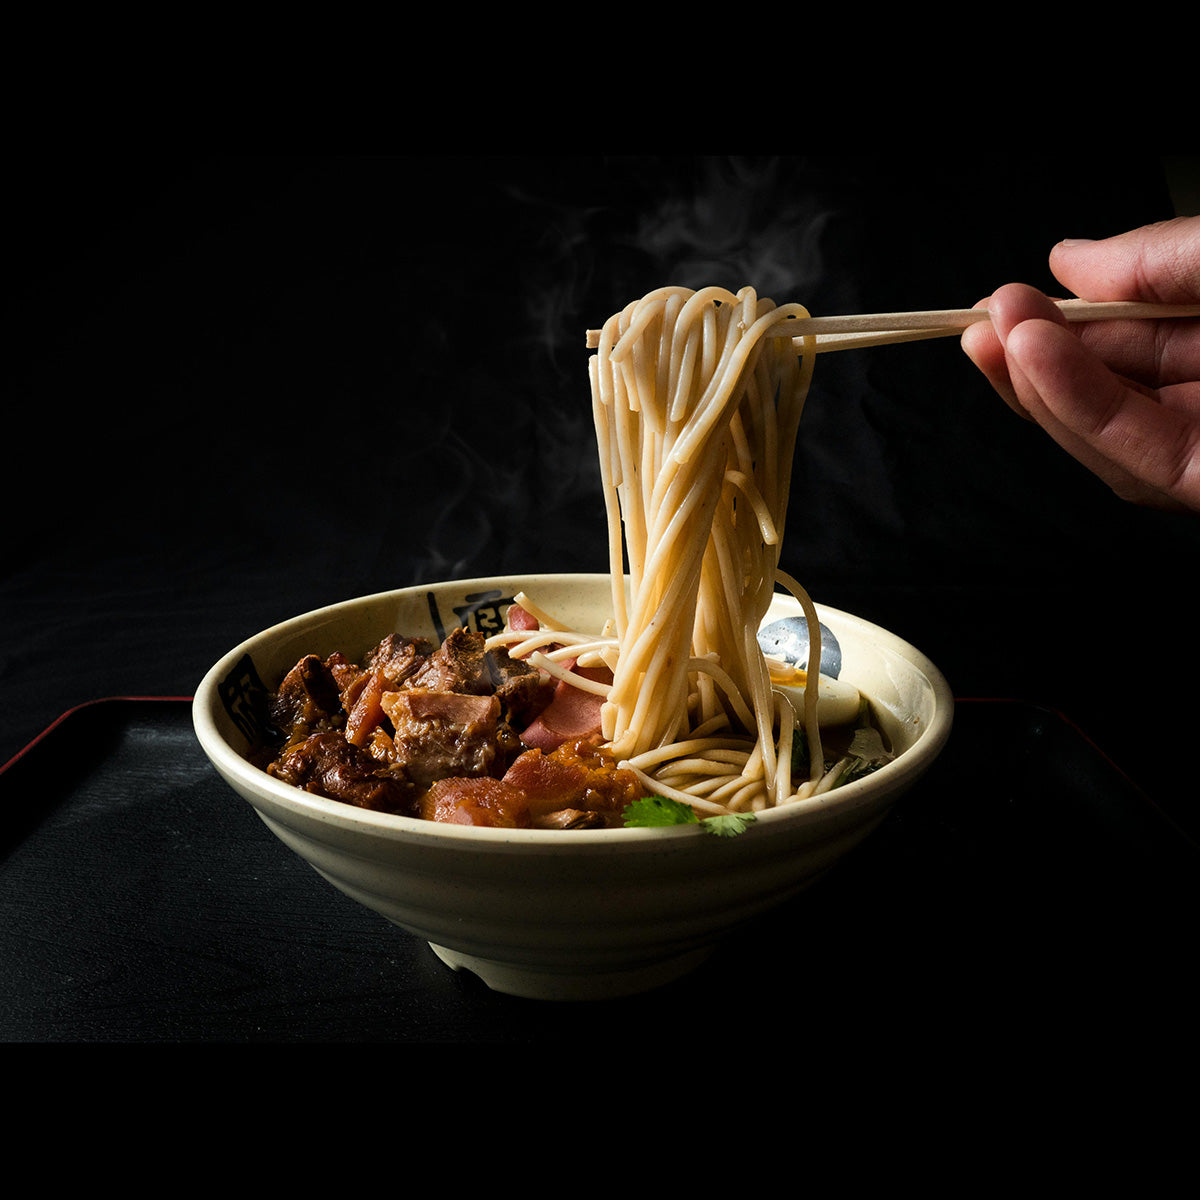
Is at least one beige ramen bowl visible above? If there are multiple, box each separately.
[193,573,954,1001]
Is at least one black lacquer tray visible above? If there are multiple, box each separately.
[2,696,1196,1045]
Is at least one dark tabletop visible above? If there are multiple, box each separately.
[4,154,1198,1046]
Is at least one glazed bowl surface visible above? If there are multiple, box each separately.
[193,573,954,1000]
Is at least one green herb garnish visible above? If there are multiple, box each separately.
[623,795,699,827]
[622,795,756,837]
[699,811,758,837]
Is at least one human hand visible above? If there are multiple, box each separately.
[961,216,1200,512]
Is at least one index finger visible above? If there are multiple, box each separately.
[1050,217,1200,306]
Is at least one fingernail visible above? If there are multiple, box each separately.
[1058,238,1095,248]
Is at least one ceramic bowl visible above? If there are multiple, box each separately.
[193,573,953,1001]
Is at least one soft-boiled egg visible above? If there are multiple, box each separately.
[768,664,862,727]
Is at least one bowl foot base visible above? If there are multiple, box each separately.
[428,942,714,1001]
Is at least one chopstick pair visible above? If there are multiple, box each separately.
[585,299,1200,355]
[769,298,1200,354]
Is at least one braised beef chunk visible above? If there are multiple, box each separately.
[487,646,557,727]
[268,731,417,815]
[408,626,491,694]
[325,651,366,702]
[366,633,433,687]
[380,690,502,791]
[419,776,532,828]
[503,738,643,828]
[269,654,344,741]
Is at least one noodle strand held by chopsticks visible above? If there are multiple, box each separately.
[588,285,822,811]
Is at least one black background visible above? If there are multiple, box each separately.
[6,153,1198,838]
[5,152,1199,1054]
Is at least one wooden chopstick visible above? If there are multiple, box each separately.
[769,299,1200,338]
[584,299,1200,353]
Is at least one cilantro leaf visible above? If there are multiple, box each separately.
[700,811,757,837]
[622,795,700,827]
[622,795,757,837]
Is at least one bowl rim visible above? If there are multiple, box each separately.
[193,573,955,847]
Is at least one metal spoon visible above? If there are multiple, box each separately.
[758,616,842,678]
